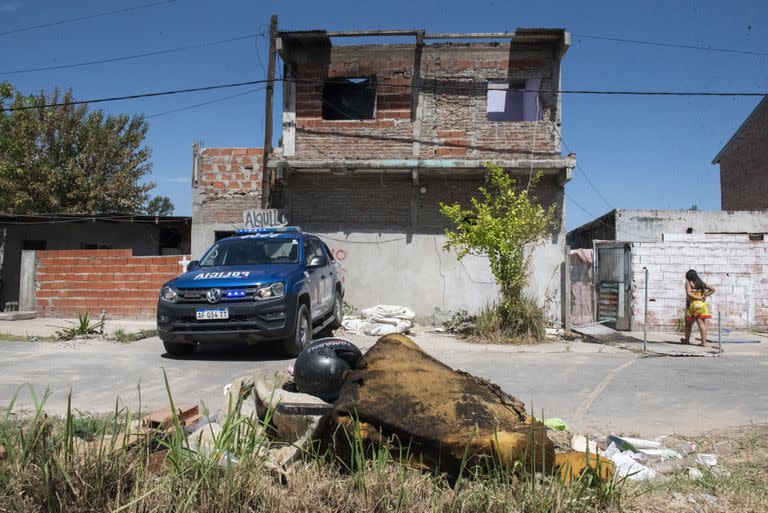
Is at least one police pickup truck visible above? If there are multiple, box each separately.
[156,227,344,356]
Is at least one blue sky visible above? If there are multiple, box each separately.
[1,0,766,228]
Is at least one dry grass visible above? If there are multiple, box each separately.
[0,383,625,513]
[2,382,764,513]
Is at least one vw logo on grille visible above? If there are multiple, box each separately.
[206,288,222,304]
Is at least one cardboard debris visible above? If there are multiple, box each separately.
[142,403,200,430]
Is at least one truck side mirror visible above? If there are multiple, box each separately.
[308,255,326,268]
[187,260,199,272]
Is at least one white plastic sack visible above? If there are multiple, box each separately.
[366,320,411,336]
[610,451,657,480]
[360,305,416,324]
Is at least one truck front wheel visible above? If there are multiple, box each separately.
[282,303,311,357]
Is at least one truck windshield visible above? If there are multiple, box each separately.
[200,238,299,266]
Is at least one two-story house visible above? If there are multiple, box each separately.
[192,26,575,324]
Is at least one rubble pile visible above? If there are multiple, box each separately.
[70,334,716,486]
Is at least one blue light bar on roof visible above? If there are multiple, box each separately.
[236,226,301,234]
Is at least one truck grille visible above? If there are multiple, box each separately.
[176,287,261,303]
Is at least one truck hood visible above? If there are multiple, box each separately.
[168,265,299,289]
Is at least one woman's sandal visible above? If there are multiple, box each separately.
[680,338,690,344]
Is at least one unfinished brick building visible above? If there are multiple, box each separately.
[712,95,768,211]
[265,28,575,322]
[191,26,576,324]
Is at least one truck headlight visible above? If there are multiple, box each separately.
[256,282,285,299]
[161,286,179,303]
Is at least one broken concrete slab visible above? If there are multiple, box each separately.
[0,311,36,321]
[253,369,331,443]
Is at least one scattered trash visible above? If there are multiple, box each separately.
[696,453,718,466]
[607,435,639,452]
[342,305,415,336]
[608,450,657,480]
[571,434,598,454]
[543,418,569,431]
[685,467,703,479]
[678,441,697,457]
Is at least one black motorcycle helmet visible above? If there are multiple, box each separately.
[293,338,363,402]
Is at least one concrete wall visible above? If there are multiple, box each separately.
[32,249,188,318]
[284,172,565,322]
[316,232,563,323]
[631,234,768,331]
[285,41,563,160]
[716,98,768,211]
[0,221,189,311]
[192,147,263,257]
[616,209,768,242]
[568,209,768,249]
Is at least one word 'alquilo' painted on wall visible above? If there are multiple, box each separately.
[242,209,288,229]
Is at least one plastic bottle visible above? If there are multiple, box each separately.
[187,442,240,468]
[677,442,697,457]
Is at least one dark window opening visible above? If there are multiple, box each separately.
[749,233,764,241]
[81,243,113,250]
[322,77,376,120]
[22,240,47,251]
[686,227,694,234]
[487,79,542,122]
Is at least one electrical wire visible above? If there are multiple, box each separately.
[0,0,178,37]
[1,79,272,112]
[3,77,766,113]
[145,86,265,119]
[572,32,768,57]
[0,34,263,75]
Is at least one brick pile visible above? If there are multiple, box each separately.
[631,234,768,331]
[35,249,187,318]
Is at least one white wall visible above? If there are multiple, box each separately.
[616,209,768,242]
[315,231,564,324]
[631,234,768,331]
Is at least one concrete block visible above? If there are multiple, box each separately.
[0,311,36,321]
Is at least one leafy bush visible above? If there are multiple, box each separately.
[440,162,556,341]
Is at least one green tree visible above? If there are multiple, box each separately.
[145,195,175,216]
[0,82,154,214]
[440,162,557,339]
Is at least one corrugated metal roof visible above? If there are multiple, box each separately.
[0,213,191,221]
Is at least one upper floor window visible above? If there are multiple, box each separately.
[487,79,542,122]
[322,77,376,120]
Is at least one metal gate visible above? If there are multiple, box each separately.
[596,243,632,330]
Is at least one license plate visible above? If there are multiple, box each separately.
[195,308,229,320]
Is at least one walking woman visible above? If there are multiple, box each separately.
[681,269,716,347]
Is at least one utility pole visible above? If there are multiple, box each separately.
[261,14,278,208]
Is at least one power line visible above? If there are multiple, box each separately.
[291,77,768,96]
[573,33,768,57]
[558,136,613,210]
[0,0,178,38]
[2,77,767,113]
[146,87,264,119]
[1,79,271,112]
[0,33,262,75]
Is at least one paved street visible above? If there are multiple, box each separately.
[0,329,766,437]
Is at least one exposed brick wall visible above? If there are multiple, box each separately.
[631,235,768,331]
[286,43,561,161]
[718,100,768,210]
[194,148,263,225]
[35,249,188,318]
